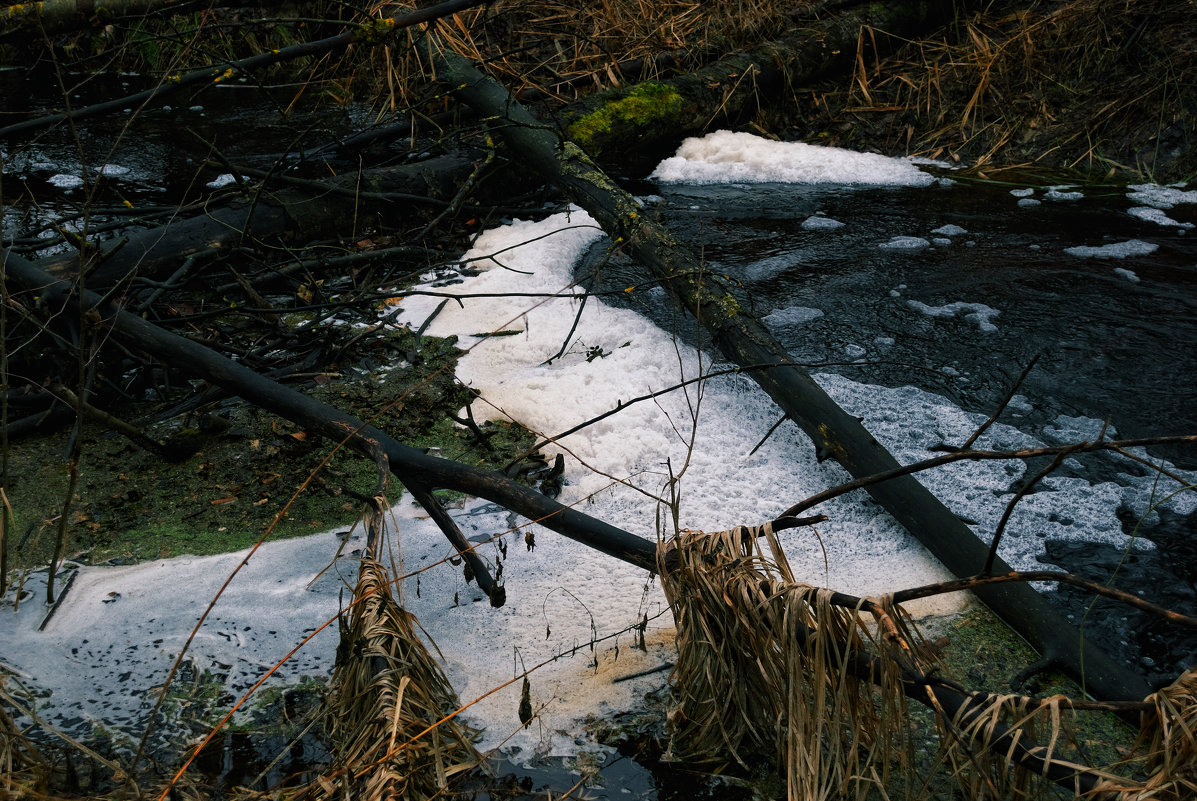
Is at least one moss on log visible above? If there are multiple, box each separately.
[554,0,964,162]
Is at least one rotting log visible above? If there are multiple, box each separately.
[43,156,477,286]
[433,48,1153,704]
[552,0,966,164]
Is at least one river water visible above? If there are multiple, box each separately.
[590,170,1197,686]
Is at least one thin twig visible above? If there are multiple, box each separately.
[960,353,1040,450]
[778,435,1197,520]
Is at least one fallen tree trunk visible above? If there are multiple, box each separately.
[432,47,1153,704]
[43,156,477,286]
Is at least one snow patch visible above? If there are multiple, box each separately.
[651,131,934,186]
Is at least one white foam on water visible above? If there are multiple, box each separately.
[906,300,1001,332]
[802,215,846,230]
[879,236,930,250]
[1128,206,1194,229]
[1127,183,1197,209]
[931,224,968,236]
[7,163,1196,768]
[1045,186,1083,201]
[1010,188,1035,198]
[1018,198,1041,208]
[651,131,935,186]
[1114,267,1141,283]
[48,173,84,189]
[1065,239,1158,259]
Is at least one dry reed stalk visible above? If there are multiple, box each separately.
[1106,669,1197,801]
[656,524,1192,800]
[294,516,480,801]
[822,0,1195,175]
[659,524,922,800]
[1,685,50,799]
[358,0,806,107]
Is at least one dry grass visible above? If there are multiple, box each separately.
[0,687,50,800]
[292,516,481,801]
[360,0,808,108]
[1118,669,1197,800]
[806,0,1196,177]
[659,524,927,799]
[657,524,1197,800]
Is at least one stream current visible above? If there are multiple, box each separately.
[585,174,1197,687]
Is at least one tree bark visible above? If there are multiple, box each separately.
[432,48,1153,704]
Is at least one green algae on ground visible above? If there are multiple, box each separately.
[566,83,686,156]
[923,604,1138,776]
[1,328,538,569]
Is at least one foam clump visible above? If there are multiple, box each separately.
[1065,239,1158,258]
[1127,183,1196,209]
[1128,206,1193,229]
[879,236,930,250]
[763,306,825,328]
[802,215,846,230]
[651,131,935,186]
[48,173,83,188]
[1045,186,1084,201]
[906,300,1000,332]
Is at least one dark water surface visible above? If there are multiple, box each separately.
[588,175,1197,691]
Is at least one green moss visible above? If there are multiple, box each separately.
[567,83,686,154]
[1,327,537,569]
[929,605,1136,769]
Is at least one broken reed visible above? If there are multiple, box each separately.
[294,551,480,801]
[822,0,1196,175]
[658,524,1197,800]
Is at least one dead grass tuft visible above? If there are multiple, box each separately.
[659,524,926,798]
[291,505,481,801]
[657,524,1197,800]
[360,0,807,108]
[0,686,51,800]
[804,0,1196,178]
